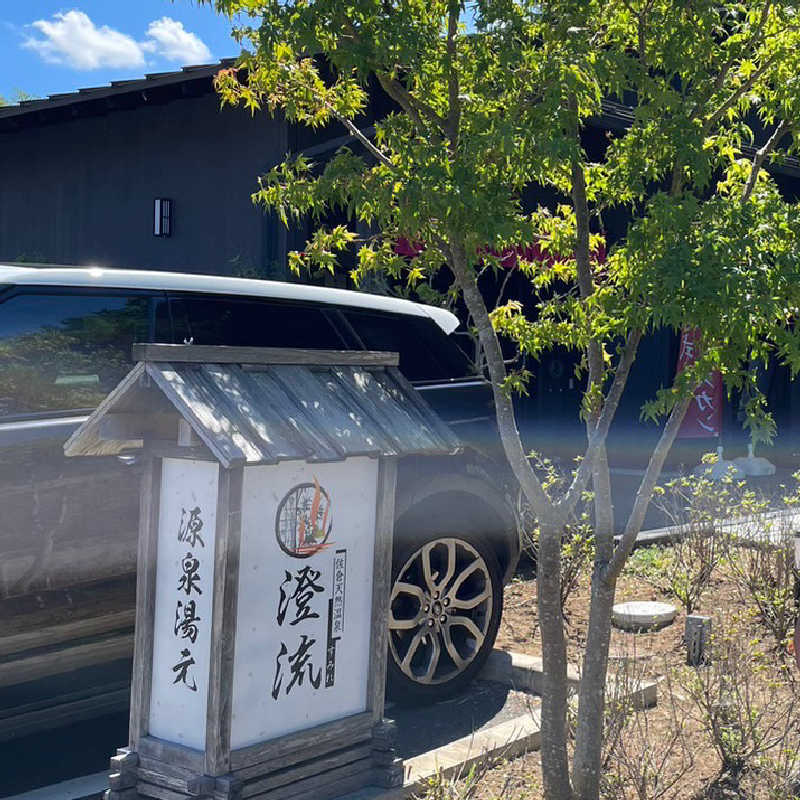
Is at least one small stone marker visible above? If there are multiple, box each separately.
[733,454,776,476]
[611,601,677,632]
[795,531,800,574]
[685,614,712,666]
[733,442,776,477]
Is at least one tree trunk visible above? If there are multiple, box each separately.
[572,397,693,796]
[446,241,553,514]
[591,448,614,539]
[571,443,616,800]
[570,566,616,800]
[445,240,573,798]
[538,517,575,800]
[568,115,618,798]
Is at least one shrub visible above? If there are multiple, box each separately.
[727,515,798,654]
[622,545,675,586]
[652,462,760,613]
[413,754,504,800]
[602,650,693,800]
[678,615,799,778]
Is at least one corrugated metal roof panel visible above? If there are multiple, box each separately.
[0,59,237,121]
[65,354,460,467]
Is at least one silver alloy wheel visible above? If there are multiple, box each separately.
[389,537,493,686]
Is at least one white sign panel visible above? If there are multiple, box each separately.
[231,457,378,749]
[149,458,219,750]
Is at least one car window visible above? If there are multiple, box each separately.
[0,291,154,418]
[342,311,473,382]
[171,295,349,349]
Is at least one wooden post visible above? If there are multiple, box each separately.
[129,457,162,749]
[205,466,244,776]
[367,457,397,721]
[685,615,712,666]
[366,458,403,789]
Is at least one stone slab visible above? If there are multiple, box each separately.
[612,601,677,632]
[479,650,581,694]
[392,680,536,759]
[333,703,542,800]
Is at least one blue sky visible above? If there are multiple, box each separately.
[0,2,241,102]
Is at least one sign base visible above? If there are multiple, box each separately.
[106,720,402,800]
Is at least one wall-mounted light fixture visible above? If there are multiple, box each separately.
[154,198,173,237]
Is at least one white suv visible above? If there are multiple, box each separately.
[0,265,520,738]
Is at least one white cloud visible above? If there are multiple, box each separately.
[143,17,212,64]
[24,10,146,70]
[23,11,212,72]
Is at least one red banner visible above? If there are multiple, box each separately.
[676,328,722,438]
[394,239,607,268]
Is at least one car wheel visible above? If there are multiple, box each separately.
[386,534,503,703]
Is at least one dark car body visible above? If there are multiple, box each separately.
[0,265,520,737]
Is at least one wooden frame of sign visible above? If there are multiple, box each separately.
[108,444,402,800]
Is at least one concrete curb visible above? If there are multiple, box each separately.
[480,650,657,709]
[622,507,800,550]
[480,649,581,693]
[341,698,542,800]
[395,706,541,798]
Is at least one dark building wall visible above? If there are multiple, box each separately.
[3,84,800,467]
[0,92,288,276]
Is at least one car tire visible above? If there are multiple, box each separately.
[386,532,503,704]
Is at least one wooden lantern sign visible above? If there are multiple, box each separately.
[65,344,460,800]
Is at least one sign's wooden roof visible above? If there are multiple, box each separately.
[64,345,461,467]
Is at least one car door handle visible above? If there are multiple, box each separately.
[117,454,140,466]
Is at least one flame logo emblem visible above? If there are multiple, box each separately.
[275,478,333,558]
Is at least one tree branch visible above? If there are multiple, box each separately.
[670,160,684,196]
[337,18,447,138]
[446,1,461,146]
[442,237,557,521]
[637,0,655,69]
[703,52,779,135]
[376,73,448,138]
[556,328,643,516]
[603,394,693,583]
[712,0,772,96]
[568,94,614,531]
[741,118,791,204]
[323,100,394,168]
[281,60,395,168]
[752,0,774,53]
